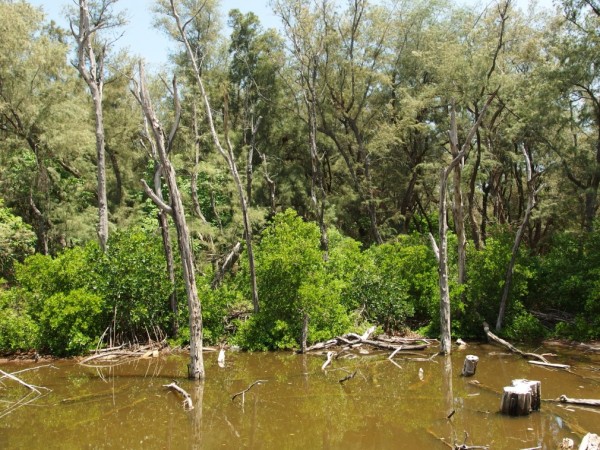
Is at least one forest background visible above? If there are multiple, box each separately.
[1,0,600,363]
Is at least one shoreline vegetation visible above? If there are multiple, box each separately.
[3,0,600,366]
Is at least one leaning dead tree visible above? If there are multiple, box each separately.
[496,145,540,331]
[166,0,259,314]
[70,0,124,252]
[132,63,205,380]
[438,93,496,354]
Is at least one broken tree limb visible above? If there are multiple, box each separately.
[231,380,267,403]
[339,370,357,384]
[528,360,571,370]
[556,395,600,407]
[0,369,44,395]
[483,322,549,363]
[388,346,404,360]
[322,351,335,370]
[163,382,193,410]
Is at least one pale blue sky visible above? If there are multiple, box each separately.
[28,0,555,69]
[27,1,279,68]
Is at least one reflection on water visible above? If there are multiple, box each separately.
[1,344,599,449]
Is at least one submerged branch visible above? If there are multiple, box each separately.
[231,380,267,403]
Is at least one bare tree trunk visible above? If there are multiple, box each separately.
[152,164,178,336]
[496,145,538,331]
[307,66,329,259]
[438,167,452,355]
[168,1,259,314]
[452,161,467,285]
[71,0,113,252]
[438,95,496,355]
[133,64,204,380]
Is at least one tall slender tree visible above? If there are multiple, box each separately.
[70,0,125,252]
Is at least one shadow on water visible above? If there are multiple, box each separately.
[1,344,599,449]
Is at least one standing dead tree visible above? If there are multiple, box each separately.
[438,93,497,354]
[496,145,541,331]
[132,63,205,380]
[70,0,124,252]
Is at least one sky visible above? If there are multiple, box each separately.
[28,0,556,69]
[27,0,279,69]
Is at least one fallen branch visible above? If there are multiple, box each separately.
[553,395,600,407]
[0,369,45,395]
[339,370,357,384]
[163,382,193,410]
[483,322,549,363]
[322,351,335,371]
[231,380,267,403]
[0,369,52,419]
[528,360,570,370]
[304,332,433,353]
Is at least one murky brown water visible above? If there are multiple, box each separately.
[1,344,599,449]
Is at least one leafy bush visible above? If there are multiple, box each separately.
[0,289,38,353]
[0,200,36,281]
[8,227,178,354]
[462,235,534,338]
[343,235,437,333]
[234,209,351,350]
[86,229,176,339]
[505,310,547,343]
[38,288,103,356]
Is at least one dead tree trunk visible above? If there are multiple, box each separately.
[438,94,496,354]
[168,0,259,313]
[71,0,118,252]
[496,145,539,331]
[133,64,204,380]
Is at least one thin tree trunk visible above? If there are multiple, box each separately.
[452,161,467,285]
[153,164,178,336]
[307,66,329,259]
[72,0,109,252]
[496,146,538,331]
[169,0,259,314]
[438,94,496,355]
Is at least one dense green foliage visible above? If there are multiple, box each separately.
[2,0,600,356]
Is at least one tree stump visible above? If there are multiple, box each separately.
[500,379,541,416]
[512,379,541,411]
[580,433,600,450]
[461,355,479,377]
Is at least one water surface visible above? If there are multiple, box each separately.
[1,344,599,449]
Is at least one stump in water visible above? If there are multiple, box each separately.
[461,355,479,377]
[580,433,600,450]
[500,379,541,416]
[512,379,541,411]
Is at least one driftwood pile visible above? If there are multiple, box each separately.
[303,326,437,354]
[79,341,168,367]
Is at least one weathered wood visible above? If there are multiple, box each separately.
[500,384,532,416]
[322,351,335,371]
[558,395,600,407]
[483,322,549,363]
[528,360,571,370]
[512,379,541,411]
[461,355,479,377]
[217,349,225,368]
[580,433,600,450]
[163,382,193,410]
[562,438,575,449]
